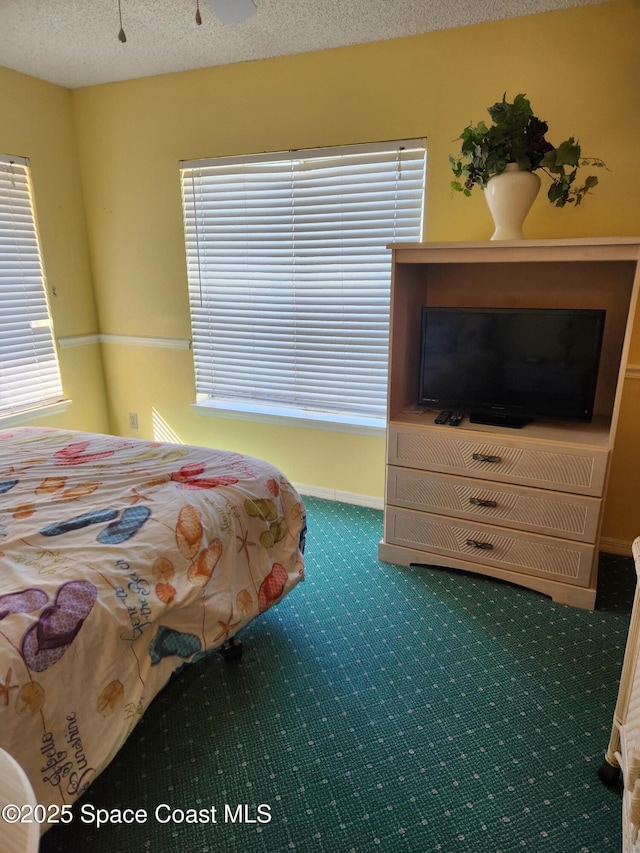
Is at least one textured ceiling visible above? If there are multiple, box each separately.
[0,0,606,89]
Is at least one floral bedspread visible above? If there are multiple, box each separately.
[0,427,306,817]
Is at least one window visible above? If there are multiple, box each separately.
[180,140,426,430]
[0,155,63,417]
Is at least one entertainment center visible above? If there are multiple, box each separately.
[377,237,640,609]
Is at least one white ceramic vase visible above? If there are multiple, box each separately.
[484,163,541,240]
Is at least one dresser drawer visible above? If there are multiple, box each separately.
[384,507,595,587]
[388,424,608,497]
[386,466,601,543]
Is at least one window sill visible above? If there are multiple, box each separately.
[192,400,386,437]
[0,399,71,429]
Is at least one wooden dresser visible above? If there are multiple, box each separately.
[377,238,640,609]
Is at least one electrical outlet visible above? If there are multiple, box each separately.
[129,412,139,429]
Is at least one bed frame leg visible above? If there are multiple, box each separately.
[219,637,243,662]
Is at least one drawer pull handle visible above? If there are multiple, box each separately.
[472,453,502,464]
[466,538,494,550]
[469,497,498,508]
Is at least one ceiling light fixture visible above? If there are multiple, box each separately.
[206,0,257,25]
[116,0,257,41]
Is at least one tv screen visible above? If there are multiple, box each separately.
[418,307,606,427]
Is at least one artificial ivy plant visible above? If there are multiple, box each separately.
[450,93,607,207]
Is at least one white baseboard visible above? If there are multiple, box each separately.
[295,483,383,510]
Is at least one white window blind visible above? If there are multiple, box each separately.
[180,140,426,426]
[0,155,63,416]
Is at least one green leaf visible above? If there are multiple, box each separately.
[547,182,566,205]
[552,138,581,167]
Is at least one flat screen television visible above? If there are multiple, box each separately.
[418,306,606,428]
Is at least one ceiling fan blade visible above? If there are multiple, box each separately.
[206,0,257,25]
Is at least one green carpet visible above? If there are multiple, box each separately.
[40,497,632,852]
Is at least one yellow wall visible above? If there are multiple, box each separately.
[3,1,640,544]
[0,67,110,433]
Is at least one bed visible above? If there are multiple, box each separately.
[0,426,306,823]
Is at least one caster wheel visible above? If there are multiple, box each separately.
[598,759,622,789]
[220,638,243,662]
